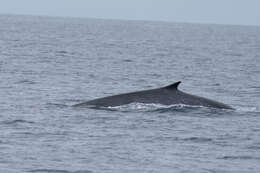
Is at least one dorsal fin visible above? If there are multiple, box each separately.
[164,81,181,90]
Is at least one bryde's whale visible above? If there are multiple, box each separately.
[73,81,233,109]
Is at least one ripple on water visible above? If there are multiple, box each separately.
[29,169,93,173]
[1,119,35,125]
[15,79,36,85]
[182,137,213,143]
[219,155,260,160]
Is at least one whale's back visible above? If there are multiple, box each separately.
[73,81,233,109]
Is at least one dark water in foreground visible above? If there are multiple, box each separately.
[0,14,260,173]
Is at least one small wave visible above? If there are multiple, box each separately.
[122,59,133,62]
[45,103,70,109]
[29,169,93,173]
[219,155,260,160]
[56,50,68,54]
[15,79,36,84]
[247,145,260,150]
[182,137,213,143]
[223,52,243,57]
[2,119,35,125]
[155,136,213,143]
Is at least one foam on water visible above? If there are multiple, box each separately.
[107,103,205,112]
[234,106,260,113]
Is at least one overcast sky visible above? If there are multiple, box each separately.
[0,0,259,26]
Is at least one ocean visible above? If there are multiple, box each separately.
[0,14,260,173]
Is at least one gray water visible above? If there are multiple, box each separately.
[0,14,260,173]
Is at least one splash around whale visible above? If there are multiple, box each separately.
[73,81,233,110]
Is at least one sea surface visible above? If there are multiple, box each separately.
[0,14,260,173]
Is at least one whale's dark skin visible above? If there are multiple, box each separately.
[73,81,233,109]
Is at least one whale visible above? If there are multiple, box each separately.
[73,81,233,109]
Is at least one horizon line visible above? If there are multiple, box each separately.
[1,12,260,28]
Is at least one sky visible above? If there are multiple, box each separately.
[0,0,260,26]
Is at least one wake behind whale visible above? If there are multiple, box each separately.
[73,81,233,110]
